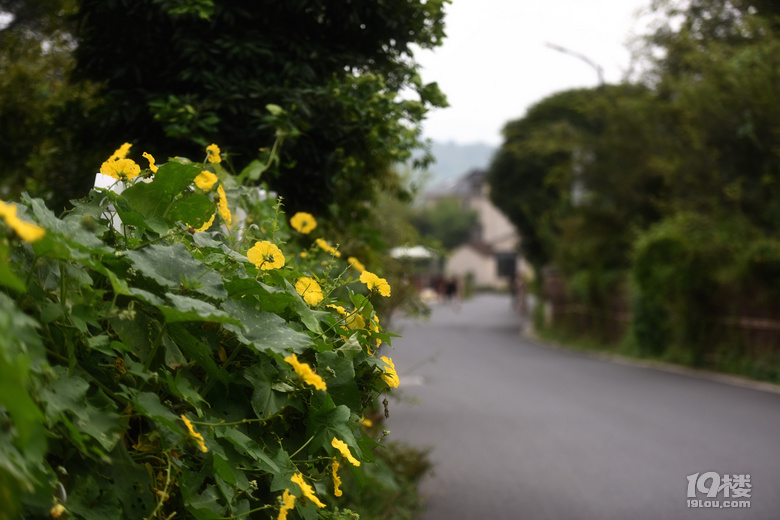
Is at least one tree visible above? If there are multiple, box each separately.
[70,0,449,219]
[409,197,478,251]
[0,0,101,209]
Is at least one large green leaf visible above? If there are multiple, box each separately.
[243,363,289,420]
[126,243,227,300]
[121,161,201,220]
[221,299,311,354]
[307,400,359,458]
[167,193,216,228]
[160,293,240,324]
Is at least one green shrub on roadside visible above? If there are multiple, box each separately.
[0,142,406,519]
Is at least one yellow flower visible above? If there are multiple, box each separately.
[361,416,373,428]
[315,238,330,252]
[142,152,158,173]
[0,200,45,242]
[347,257,366,273]
[217,184,232,225]
[284,353,327,391]
[332,461,343,497]
[331,437,360,467]
[180,414,208,452]
[192,213,215,233]
[109,142,132,161]
[327,305,364,330]
[247,240,285,270]
[206,143,222,163]
[100,157,141,181]
[295,276,324,306]
[290,473,326,508]
[290,212,317,234]
[278,489,295,520]
[194,170,218,191]
[380,356,400,388]
[370,315,382,349]
[315,238,340,256]
[360,271,391,297]
[50,504,66,519]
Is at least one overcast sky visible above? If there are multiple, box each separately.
[414,0,654,146]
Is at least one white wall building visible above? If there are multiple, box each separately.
[425,169,526,290]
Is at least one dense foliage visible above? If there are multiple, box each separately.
[68,0,448,220]
[0,143,408,519]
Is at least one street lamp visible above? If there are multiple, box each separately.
[545,42,605,86]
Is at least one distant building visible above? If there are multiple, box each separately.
[424,169,526,290]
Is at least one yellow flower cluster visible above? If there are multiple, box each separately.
[284,353,327,391]
[290,473,325,508]
[206,143,222,164]
[194,170,218,191]
[180,414,208,453]
[290,212,317,234]
[295,276,323,306]
[331,437,360,467]
[380,356,400,388]
[247,241,285,270]
[100,142,141,181]
[360,271,391,297]
[0,200,45,243]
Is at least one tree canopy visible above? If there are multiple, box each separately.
[69,0,448,219]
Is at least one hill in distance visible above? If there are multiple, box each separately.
[413,140,496,193]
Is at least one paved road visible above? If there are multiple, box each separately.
[385,294,780,520]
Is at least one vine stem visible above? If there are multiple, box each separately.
[288,435,315,459]
[145,452,172,520]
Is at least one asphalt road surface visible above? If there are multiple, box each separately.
[385,293,780,520]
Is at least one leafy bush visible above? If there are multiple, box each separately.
[0,143,404,519]
[632,212,758,363]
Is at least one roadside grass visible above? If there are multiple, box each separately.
[532,321,780,387]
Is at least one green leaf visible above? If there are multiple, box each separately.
[66,474,122,520]
[126,243,227,299]
[221,299,311,354]
[243,364,289,419]
[40,366,90,417]
[0,243,25,292]
[167,323,225,385]
[316,351,355,387]
[132,392,182,432]
[167,193,216,228]
[160,293,240,324]
[214,427,279,474]
[0,348,45,454]
[122,161,201,220]
[165,371,206,409]
[336,335,363,360]
[237,159,265,182]
[307,403,359,458]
